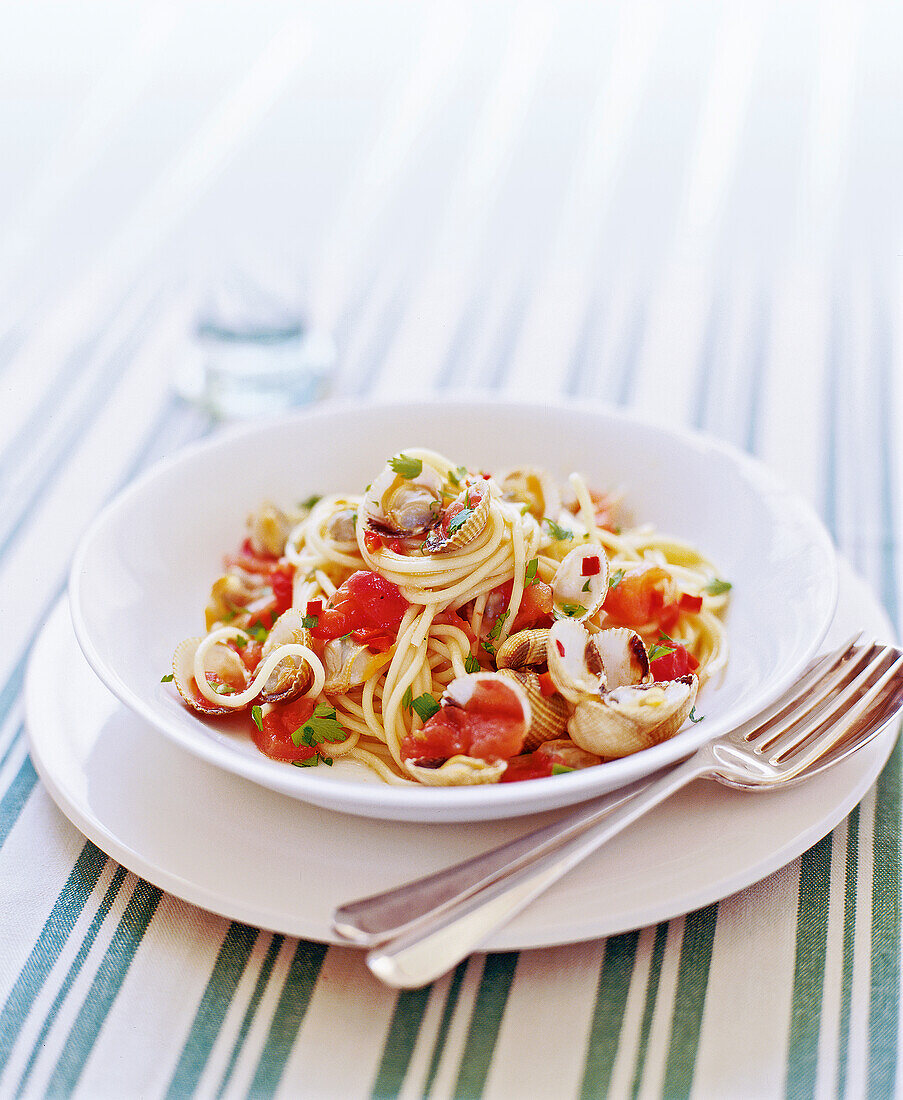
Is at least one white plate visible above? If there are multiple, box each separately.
[68,397,838,822]
[27,559,896,948]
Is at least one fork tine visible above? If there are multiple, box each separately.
[731,633,864,748]
[747,641,890,752]
[764,649,903,771]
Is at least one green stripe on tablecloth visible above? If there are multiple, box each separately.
[869,302,902,1095]
[215,934,284,1100]
[13,866,128,1096]
[422,959,467,1098]
[785,833,833,1098]
[0,754,37,852]
[453,953,518,1098]
[165,923,259,1099]
[661,903,719,1098]
[0,842,107,1069]
[630,921,668,1098]
[45,879,162,1096]
[580,930,641,1097]
[836,807,859,1098]
[246,939,327,1097]
[371,985,432,1098]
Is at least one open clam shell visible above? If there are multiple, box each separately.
[551,544,610,622]
[593,627,651,690]
[497,668,570,751]
[322,635,393,694]
[568,674,698,759]
[496,466,561,522]
[547,619,606,704]
[258,609,315,704]
[247,501,293,557]
[403,755,509,786]
[172,637,250,715]
[422,482,491,554]
[362,457,446,539]
[533,738,603,770]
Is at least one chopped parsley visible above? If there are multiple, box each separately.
[248,623,268,643]
[447,465,468,488]
[299,494,322,510]
[447,507,473,535]
[211,681,237,696]
[688,707,705,723]
[544,518,574,541]
[524,558,539,586]
[487,610,509,642]
[481,639,497,657]
[402,685,413,713]
[232,635,248,649]
[411,693,441,722]
[301,614,318,629]
[558,603,586,618]
[290,703,348,748]
[251,705,263,731]
[160,673,174,683]
[551,763,575,775]
[703,578,732,595]
[464,654,481,674]
[581,578,591,592]
[647,642,675,662]
[292,753,333,768]
[608,568,626,589]
[388,454,423,479]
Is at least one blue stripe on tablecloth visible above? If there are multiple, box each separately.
[838,805,860,1098]
[868,299,901,1096]
[12,865,128,1096]
[245,940,328,1096]
[44,880,162,1095]
[215,933,284,1099]
[0,755,37,854]
[630,921,669,1097]
[165,923,259,1099]
[580,931,641,1097]
[420,959,468,1098]
[452,953,518,1098]
[370,986,431,1098]
[0,843,108,1068]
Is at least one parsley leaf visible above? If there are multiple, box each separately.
[292,755,320,767]
[411,694,441,722]
[290,703,348,748]
[251,705,264,731]
[647,643,675,662]
[544,518,574,541]
[402,685,413,713]
[301,614,318,629]
[558,603,586,618]
[688,707,705,723]
[581,578,591,592]
[524,558,539,586]
[481,639,497,657]
[704,578,732,595]
[248,623,268,643]
[447,507,473,535]
[211,681,237,695]
[388,454,423,479]
[551,763,575,775]
[299,494,322,510]
[160,673,174,683]
[487,609,509,641]
[608,568,626,589]
[464,654,481,674]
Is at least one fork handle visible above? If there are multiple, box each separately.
[366,753,712,988]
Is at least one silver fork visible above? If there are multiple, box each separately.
[333,637,903,988]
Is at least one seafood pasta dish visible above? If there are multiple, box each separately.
[167,449,730,786]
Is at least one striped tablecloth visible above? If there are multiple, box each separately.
[1,3,902,1096]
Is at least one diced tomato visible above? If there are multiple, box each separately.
[679,592,703,614]
[481,579,554,639]
[401,678,527,764]
[650,642,699,681]
[270,565,294,613]
[312,571,410,648]
[538,671,557,696]
[603,565,680,630]
[499,752,558,782]
[252,697,318,762]
[581,556,601,577]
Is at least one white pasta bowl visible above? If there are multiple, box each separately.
[69,396,838,822]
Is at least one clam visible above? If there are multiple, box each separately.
[403,755,509,786]
[495,628,550,671]
[547,619,606,704]
[497,668,569,751]
[496,466,560,522]
[172,636,250,714]
[257,609,315,704]
[247,501,292,557]
[322,635,393,693]
[363,457,446,539]
[568,674,698,759]
[325,506,358,544]
[551,544,610,622]
[593,627,651,690]
[422,482,491,554]
[205,573,258,630]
